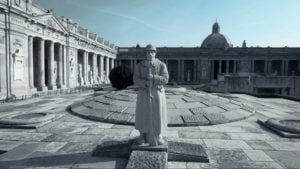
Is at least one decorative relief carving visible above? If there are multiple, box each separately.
[0,35,4,44]
[14,0,22,6]
[69,50,75,78]
[12,38,24,81]
[26,0,33,13]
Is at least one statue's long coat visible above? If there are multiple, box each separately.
[133,59,169,135]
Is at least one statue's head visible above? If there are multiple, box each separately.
[145,44,156,61]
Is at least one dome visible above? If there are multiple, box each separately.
[201,22,233,49]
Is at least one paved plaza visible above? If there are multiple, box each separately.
[0,86,300,169]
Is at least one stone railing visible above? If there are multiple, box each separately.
[77,26,88,37]
[97,37,104,44]
[89,32,97,40]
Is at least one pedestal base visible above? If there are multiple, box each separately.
[57,85,67,89]
[48,86,57,90]
[37,86,48,92]
[131,141,168,152]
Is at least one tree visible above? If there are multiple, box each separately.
[109,65,133,90]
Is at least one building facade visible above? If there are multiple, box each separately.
[0,0,117,99]
[118,22,300,99]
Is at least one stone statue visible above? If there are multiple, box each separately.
[133,44,169,146]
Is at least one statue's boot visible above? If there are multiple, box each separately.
[147,133,158,146]
[136,133,146,145]
[157,134,164,145]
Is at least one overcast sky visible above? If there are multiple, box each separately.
[34,0,300,47]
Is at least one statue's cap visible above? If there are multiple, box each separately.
[145,44,156,52]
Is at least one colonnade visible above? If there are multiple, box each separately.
[117,58,300,83]
[77,50,115,86]
[27,36,116,92]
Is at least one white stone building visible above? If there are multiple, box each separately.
[0,0,117,99]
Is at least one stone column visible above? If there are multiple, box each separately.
[99,55,104,82]
[37,38,47,91]
[286,60,289,76]
[211,60,214,80]
[181,60,185,81]
[226,60,230,74]
[264,60,268,74]
[193,60,197,81]
[57,44,63,88]
[134,59,137,71]
[233,60,237,73]
[131,59,134,71]
[106,56,110,78]
[62,45,67,86]
[268,60,272,75]
[112,58,115,69]
[251,60,255,73]
[83,51,88,85]
[28,36,34,90]
[178,60,181,81]
[218,60,222,74]
[281,60,285,76]
[47,41,56,90]
[93,53,97,84]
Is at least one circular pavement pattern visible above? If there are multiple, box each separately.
[69,87,255,126]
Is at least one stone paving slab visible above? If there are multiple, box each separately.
[88,111,113,121]
[126,151,167,169]
[202,112,229,125]
[14,151,83,168]
[58,142,97,153]
[168,141,209,162]
[203,139,252,149]
[0,142,45,161]
[0,131,52,142]
[0,140,24,152]
[223,109,252,122]
[189,107,206,115]
[73,154,128,169]
[83,128,133,136]
[42,134,104,143]
[94,97,114,105]
[265,150,300,169]
[202,106,225,114]
[178,131,231,140]
[105,113,133,125]
[181,114,210,126]
[206,148,250,162]
[167,116,185,127]
[245,140,276,150]
[243,150,273,162]
[93,137,137,158]
[266,141,300,151]
[227,132,275,141]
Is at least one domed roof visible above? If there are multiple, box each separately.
[201,22,233,49]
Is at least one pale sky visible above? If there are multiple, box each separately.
[34,0,300,47]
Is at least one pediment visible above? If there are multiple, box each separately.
[29,14,67,33]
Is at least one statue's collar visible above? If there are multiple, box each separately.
[141,59,159,67]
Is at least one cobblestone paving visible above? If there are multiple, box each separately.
[0,88,299,168]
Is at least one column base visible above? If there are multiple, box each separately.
[37,86,48,92]
[57,85,67,89]
[48,86,57,90]
[30,88,37,93]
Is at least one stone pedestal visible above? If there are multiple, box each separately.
[37,86,48,92]
[48,86,57,90]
